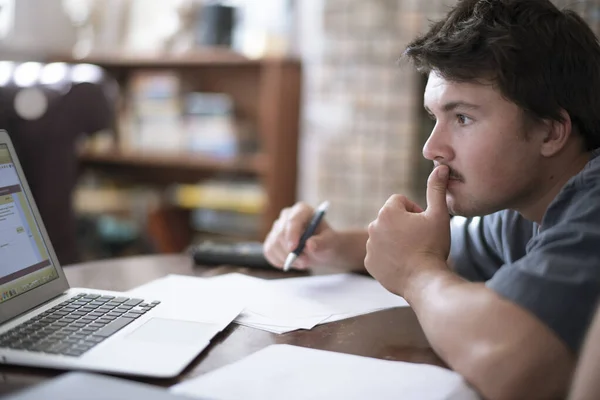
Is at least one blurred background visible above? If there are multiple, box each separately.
[0,0,598,265]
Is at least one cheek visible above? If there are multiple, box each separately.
[473,172,515,194]
[458,144,536,199]
[459,147,499,184]
[458,130,527,180]
[446,117,540,210]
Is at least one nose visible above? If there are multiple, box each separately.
[422,123,454,162]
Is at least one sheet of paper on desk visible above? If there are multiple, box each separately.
[203,272,410,324]
[127,273,409,334]
[207,273,332,320]
[124,276,245,328]
[266,273,409,319]
[171,344,480,400]
[127,274,328,333]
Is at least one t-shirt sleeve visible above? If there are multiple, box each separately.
[487,185,600,352]
[450,211,533,281]
[450,215,503,281]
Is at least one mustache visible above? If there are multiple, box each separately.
[434,164,464,181]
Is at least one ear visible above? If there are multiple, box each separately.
[539,109,572,157]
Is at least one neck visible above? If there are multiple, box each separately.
[518,150,591,224]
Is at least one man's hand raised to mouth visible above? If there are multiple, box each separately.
[365,165,451,297]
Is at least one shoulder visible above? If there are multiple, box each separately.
[581,150,600,186]
[541,152,600,230]
[486,154,600,352]
[450,210,534,270]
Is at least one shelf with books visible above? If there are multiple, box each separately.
[70,53,301,252]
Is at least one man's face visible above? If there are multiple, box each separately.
[423,71,546,217]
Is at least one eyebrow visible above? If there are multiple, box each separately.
[424,102,481,114]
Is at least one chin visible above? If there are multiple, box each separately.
[446,199,459,216]
[447,195,503,218]
[447,195,479,217]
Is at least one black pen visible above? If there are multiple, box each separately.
[283,201,330,271]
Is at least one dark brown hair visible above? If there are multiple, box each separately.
[404,0,600,151]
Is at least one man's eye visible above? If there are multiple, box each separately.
[456,114,470,125]
[427,113,437,121]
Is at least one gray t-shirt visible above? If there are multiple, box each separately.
[450,150,600,352]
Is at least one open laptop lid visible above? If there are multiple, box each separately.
[0,130,69,324]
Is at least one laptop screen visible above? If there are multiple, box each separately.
[0,144,59,304]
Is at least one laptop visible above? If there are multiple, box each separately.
[0,130,239,378]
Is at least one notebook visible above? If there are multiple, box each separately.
[0,130,242,378]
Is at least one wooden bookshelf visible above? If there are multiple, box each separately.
[66,50,301,251]
[78,150,267,183]
[51,48,262,67]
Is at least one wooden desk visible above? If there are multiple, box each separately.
[0,255,444,395]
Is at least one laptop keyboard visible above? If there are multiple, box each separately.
[0,293,161,357]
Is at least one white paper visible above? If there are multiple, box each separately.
[236,310,328,330]
[266,273,409,315]
[127,275,245,328]
[209,272,409,322]
[172,344,480,400]
[206,273,333,319]
[127,274,330,332]
[127,273,409,334]
[320,311,372,324]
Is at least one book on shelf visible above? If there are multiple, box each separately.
[120,70,184,152]
[169,179,265,214]
[117,70,258,159]
[169,179,265,239]
[184,92,238,158]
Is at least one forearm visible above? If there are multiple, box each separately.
[568,305,600,399]
[404,266,574,400]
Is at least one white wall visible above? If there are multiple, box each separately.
[0,0,76,57]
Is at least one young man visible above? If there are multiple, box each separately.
[264,0,600,398]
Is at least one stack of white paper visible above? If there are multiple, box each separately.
[265,273,409,325]
[171,344,481,400]
[127,273,409,334]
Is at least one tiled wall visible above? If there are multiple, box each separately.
[297,0,600,230]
